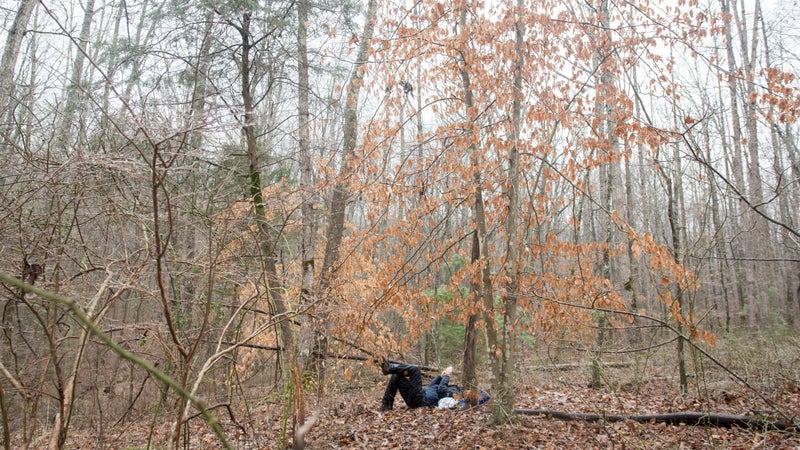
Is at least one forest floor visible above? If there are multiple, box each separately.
[58,359,798,449]
[34,333,800,448]
[300,375,799,449]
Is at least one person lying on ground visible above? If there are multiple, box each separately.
[378,359,461,411]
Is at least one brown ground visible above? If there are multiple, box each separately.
[91,365,794,449]
[25,343,800,448]
[301,376,799,449]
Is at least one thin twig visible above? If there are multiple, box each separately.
[185,403,246,433]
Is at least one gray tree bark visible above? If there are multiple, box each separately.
[313,0,378,392]
[489,0,524,424]
[0,0,37,117]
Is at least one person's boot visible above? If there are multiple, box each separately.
[375,356,390,375]
[384,362,416,377]
[379,402,393,411]
[376,357,416,377]
[378,357,391,375]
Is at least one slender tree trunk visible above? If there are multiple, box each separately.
[644,102,689,393]
[16,11,38,153]
[59,0,96,157]
[292,1,312,445]
[759,11,797,325]
[0,0,37,118]
[0,375,8,450]
[737,0,770,328]
[666,172,688,395]
[238,11,294,366]
[720,0,750,328]
[49,276,118,449]
[121,0,167,105]
[776,125,800,321]
[313,0,377,392]
[298,0,315,310]
[458,4,479,390]
[98,0,125,141]
[166,14,219,449]
[590,0,615,390]
[186,11,214,154]
[711,43,738,331]
[489,0,524,423]
[670,62,690,394]
[625,67,642,343]
[456,4,496,396]
[462,231,480,389]
[704,124,732,331]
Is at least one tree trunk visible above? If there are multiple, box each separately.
[720,0,752,328]
[759,10,797,325]
[590,0,615,391]
[59,0,96,157]
[711,40,741,331]
[121,0,166,106]
[313,0,378,392]
[658,138,687,394]
[670,69,690,395]
[462,231,480,388]
[458,4,479,390]
[0,374,8,450]
[738,0,770,328]
[238,10,294,368]
[297,0,315,310]
[455,3,496,399]
[0,0,37,117]
[167,13,219,449]
[49,275,118,449]
[704,124,732,331]
[488,0,524,423]
[294,0,312,445]
[775,125,800,321]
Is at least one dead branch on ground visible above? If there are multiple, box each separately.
[516,409,797,432]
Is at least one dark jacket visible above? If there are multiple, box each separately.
[420,375,460,407]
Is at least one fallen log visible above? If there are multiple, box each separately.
[515,409,796,432]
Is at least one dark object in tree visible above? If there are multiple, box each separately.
[22,258,43,285]
[400,81,413,96]
[515,409,797,432]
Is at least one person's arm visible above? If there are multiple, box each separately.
[430,366,453,387]
[436,366,454,397]
[428,376,442,387]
